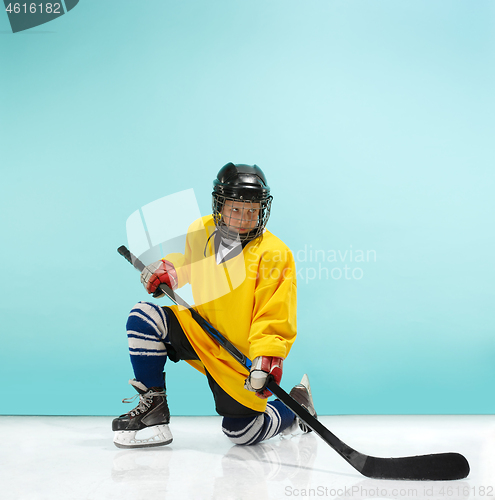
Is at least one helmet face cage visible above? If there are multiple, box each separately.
[212,194,273,242]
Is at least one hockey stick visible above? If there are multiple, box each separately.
[117,245,470,481]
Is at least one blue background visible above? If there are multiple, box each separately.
[1,0,494,416]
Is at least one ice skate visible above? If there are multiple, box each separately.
[282,374,317,434]
[112,378,173,449]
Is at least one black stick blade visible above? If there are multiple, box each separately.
[360,452,470,481]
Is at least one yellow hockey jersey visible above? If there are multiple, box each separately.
[166,215,297,412]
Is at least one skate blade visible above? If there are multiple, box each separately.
[113,424,173,449]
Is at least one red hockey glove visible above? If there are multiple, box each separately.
[140,259,178,298]
[244,356,284,399]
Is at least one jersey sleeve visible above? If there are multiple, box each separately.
[163,218,201,288]
[247,249,297,360]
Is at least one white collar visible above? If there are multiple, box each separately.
[216,237,242,265]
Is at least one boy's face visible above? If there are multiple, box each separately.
[221,199,261,235]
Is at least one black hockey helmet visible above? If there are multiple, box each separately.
[213,163,271,201]
[212,163,273,241]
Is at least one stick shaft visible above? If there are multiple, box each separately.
[117,246,336,437]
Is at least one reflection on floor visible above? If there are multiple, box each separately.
[1,415,493,499]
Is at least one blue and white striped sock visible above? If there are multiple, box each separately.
[221,400,296,445]
[126,302,170,388]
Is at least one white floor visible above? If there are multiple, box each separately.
[1,415,493,500]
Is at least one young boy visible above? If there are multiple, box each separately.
[113,163,317,448]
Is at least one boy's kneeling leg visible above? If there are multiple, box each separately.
[222,401,296,445]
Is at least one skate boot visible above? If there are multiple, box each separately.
[112,377,173,449]
[282,374,317,435]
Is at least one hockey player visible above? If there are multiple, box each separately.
[113,163,317,448]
